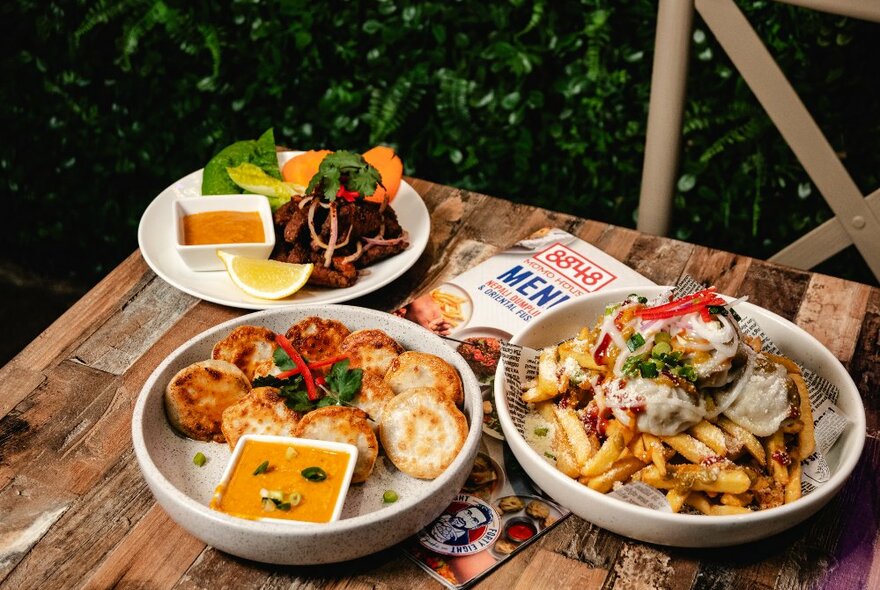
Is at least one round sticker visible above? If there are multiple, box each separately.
[417,493,501,556]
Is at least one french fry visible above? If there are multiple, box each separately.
[685,492,712,515]
[764,430,789,485]
[629,434,649,463]
[585,456,646,493]
[661,433,715,464]
[785,461,803,504]
[766,352,800,374]
[709,505,752,515]
[666,488,690,513]
[580,432,625,477]
[688,420,728,456]
[643,433,668,476]
[553,426,581,478]
[720,492,752,507]
[791,372,815,458]
[553,407,599,470]
[523,347,561,403]
[670,464,751,494]
[717,416,766,466]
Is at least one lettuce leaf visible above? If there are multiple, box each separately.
[201,128,281,195]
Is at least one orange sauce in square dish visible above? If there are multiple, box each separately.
[210,439,352,523]
[182,211,265,245]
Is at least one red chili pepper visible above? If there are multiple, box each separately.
[275,334,318,401]
[700,306,713,323]
[276,368,302,379]
[306,353,349,369]
[639,290,729,321]
[637,288,717,319]
[336,186,360,202]
[315,375,327,387]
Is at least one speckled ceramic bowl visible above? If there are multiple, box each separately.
[132,305,482,564]
[495,286,866,547]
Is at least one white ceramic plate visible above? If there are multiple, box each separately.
[132,305,482,564]
[137,152,430,309]
[494,286,866,547]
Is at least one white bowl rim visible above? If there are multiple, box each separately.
[132,304,484,537]
[495,285,867,529]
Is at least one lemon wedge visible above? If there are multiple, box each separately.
[217,250,313,299]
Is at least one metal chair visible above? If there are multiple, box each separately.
[637,0,880,281]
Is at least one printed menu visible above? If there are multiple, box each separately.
[396,228,651,589]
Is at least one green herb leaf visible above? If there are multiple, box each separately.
[306,150,382,201]
[638,361,659,378]
[273,347,297,371]
[626,333,645,352]
[301,466,327,482]
[534,426,549,437]
[253,460,270,475]
[325,359,363,403]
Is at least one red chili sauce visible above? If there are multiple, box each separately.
[506,521,537,543]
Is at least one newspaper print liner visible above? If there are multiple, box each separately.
[500,275,849,510]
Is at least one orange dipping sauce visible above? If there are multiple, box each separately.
[182,211,264,245]
[211,438,352,523]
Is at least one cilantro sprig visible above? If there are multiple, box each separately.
[252,354,363,412]
[306,151,383,201]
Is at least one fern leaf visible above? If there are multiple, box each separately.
[368,65,428,144]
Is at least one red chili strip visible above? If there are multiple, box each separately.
[636,288,717,317]
[275,335,318,401]
[306,353,349,369]
[276,368,302,379]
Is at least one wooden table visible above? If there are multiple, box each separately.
[2,179,878,589]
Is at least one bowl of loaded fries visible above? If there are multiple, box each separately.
[494,286,865,547]
[132,305,482,564]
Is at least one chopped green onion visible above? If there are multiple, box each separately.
[654,331,671,344]
[253,460,270,475]
[534,426,549,437]
[262,498,276,512]
[639,361,659,378]
[301,466,327,482]
[193,452,207,467]
[652,341,672,357]
[544,452,556,459]
[637,296,648,304]
[604,304,617,316]
[383,490,399,503]
[289,491,302,506]
[276,502,291,511]
[627,333,645,352]
[285,446,298,460]
[707,305,727,316]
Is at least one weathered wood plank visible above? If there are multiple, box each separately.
[623,234,695,286]
[849,288,879,436]
[459,192,581,249]
[681,247,752,296]
[73,276,200,375]
[735,261,811,322]
[0,475,75,582]
[590,225,642,266]
[509,548,606,589]
[0,450,155,590]
[794,274,871,364]
[81,504,204,590]
[0,251,151,420]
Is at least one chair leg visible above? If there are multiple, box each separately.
[637,0,695,237]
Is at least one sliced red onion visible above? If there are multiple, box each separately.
[307,200,329,249]
[341,242,364,264]
[361,232,408,247]
[323,202,338,267]
[298,195,314,209]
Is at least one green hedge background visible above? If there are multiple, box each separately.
[5,0,879,285]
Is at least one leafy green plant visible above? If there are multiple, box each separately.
[4,0,878,285]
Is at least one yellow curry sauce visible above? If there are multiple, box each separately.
[211,439,351,523]
[183,211,264,245]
